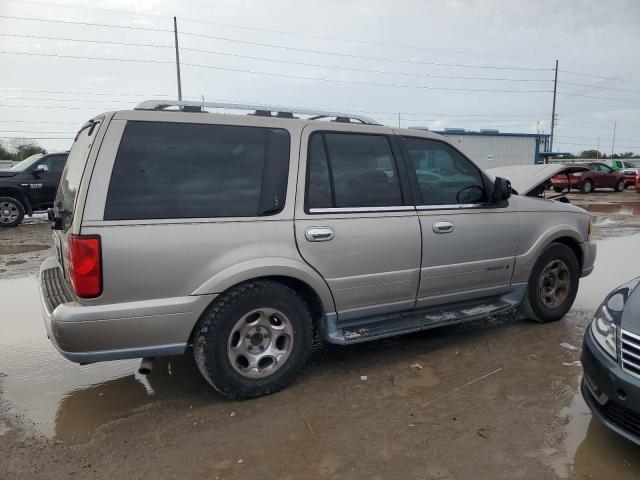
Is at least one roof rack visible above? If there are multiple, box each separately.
[134,100,381,125]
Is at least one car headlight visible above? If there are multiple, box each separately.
[591,277,640,359]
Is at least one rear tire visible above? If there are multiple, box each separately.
[580,180,594,194]
[518,243,579,323]
[192,280,313,399]
[614,180,625,192]
[553,186,565,193]
[0,196,25,227]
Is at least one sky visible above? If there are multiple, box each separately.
[0,0,639,155]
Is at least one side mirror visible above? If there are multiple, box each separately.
[32,165,47,175]
[492,177,511,203]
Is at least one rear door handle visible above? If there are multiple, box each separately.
[432,220,454,234]
[305,227,335,242]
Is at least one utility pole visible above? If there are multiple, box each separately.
[549,59,558,152]
[173,16,183,101]
[611,121,617,157]
[397,113,401,128]
[597,136,600,158]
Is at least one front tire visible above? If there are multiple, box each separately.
[0,196,25,227]
[553,186,564,193]
[193,280,313,399]
[580,179,594,194]
[614,180,625,192]
[518,243,579,323]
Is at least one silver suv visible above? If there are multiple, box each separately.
[39,101,596,399]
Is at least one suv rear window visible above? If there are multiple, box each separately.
[55,121,98,230]
[104,121,290,221]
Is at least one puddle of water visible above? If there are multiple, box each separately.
[0,244,49,255]
[575,232,640,310]
[0,275,209,443]
[553,379,640,479]
[581,202,640,216]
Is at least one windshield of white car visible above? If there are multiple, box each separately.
[9,154,44,171]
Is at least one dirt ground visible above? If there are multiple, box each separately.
[1,190,639,480]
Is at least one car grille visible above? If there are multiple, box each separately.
[601,399,640,439]
[620,329,640,380]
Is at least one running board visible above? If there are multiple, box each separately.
[321,284,527,345]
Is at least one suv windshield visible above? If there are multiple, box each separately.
[55,119,100,230]
[10,154,43,171]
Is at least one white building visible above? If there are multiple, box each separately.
[433,129,551,170]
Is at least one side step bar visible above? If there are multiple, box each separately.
[321,284,527,345]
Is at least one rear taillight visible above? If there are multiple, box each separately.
[68,234,102,298]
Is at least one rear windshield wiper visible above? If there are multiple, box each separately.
[73,119,99,142]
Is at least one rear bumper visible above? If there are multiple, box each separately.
[579,240,596,278]
[581,327,640,446]
[39,257,215,364]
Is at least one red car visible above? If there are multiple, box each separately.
[550,162,627,194]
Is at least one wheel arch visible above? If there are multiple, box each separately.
[512,227,586,284]
[552,236,583,271]
[188,274,331,347]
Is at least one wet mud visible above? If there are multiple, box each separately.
[1,190,639,479]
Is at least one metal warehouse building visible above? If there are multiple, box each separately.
[432,129,551,170]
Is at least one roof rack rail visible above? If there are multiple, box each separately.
[134,100,381,125]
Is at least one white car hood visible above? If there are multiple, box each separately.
[486,164,570,195]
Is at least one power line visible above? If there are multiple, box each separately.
[554,140,639,149]
[560,70,640,85]
[0,49,173,65]
[0,0,553,64]
[558,91,640,103]
[559,80,640,94]
[0,96,139,104]
[180,31,553,72]
[0,130,75,133]
[0,32,553,83]
[0,14,553,72]
[180,47,552,82]
[0,119,80,124]
[0,50,553,93]
[0,88,174,98]
[182,62,553,93]
[0,136,73,140]
[0,14,172,32]
[0,33,173,49]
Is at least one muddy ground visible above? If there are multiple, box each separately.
[1,190,639,479]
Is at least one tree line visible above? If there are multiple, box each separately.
[0,140,47,162]
[564,150,639,160]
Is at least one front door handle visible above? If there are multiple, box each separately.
[433,220,454,234]
[305,226,335,242]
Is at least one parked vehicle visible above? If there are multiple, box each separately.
[581,277,640,447]
[611,159,639,174]
[550,162,627,193]
[0,152,68,227]
[39,101,596,399]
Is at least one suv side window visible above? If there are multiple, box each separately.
[402,137,486,205]
[104,121,290,221]
[306,132,403,210]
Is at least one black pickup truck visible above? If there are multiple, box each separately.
[0,152,68,227]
